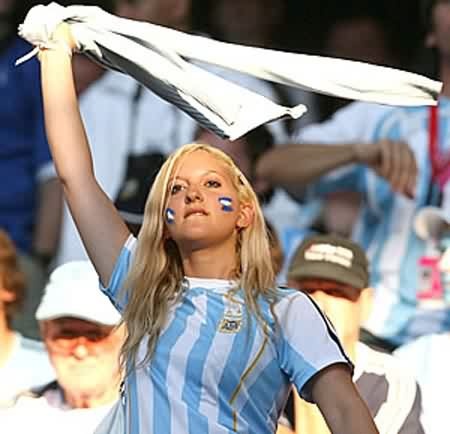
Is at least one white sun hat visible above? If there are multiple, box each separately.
[36,260,121,325]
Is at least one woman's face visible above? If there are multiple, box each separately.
[164,150,252,253]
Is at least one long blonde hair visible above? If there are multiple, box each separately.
[120,143,277,368]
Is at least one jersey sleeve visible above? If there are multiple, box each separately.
[274,291,353,403]
[100,235,137,313]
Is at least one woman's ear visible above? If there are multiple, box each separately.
[236,203,254,230]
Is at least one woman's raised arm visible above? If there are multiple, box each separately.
[39,23,130,285]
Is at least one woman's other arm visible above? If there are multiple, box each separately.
[311,364,379,434]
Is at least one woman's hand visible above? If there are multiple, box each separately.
[51,22,78,52]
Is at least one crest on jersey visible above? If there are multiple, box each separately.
[219,297,243,333]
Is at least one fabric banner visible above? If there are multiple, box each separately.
[17,2,442,140]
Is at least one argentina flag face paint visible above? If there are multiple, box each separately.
[165,208,175,224]
[219,197,233,212]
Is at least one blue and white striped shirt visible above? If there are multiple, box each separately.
[101,236,351,433]
[296,99,450,345]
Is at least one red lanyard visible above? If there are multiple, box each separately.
[429,105,450,189]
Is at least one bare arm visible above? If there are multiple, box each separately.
[310,364,379,434]
[39,24,130,285]
[255,140,417,199]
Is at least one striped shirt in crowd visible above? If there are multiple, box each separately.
[294,98,450,345]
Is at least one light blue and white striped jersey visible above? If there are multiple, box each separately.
[101,236,352,434]
[295,99,450,345]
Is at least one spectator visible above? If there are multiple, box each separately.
[0,230,54,408]
[393,191,450,433]
[1,0,62,338]
[256,0,450,349]
[38,13,379,425]
[282,234,424,434]
[0,260,125,434]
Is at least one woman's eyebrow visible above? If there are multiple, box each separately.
[169,170,224,184]
[168,176,188,185]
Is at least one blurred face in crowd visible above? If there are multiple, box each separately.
[211,0,285,46]
[117,0,190,29]
[41,317,124,403]
[0,0,13,15]
[0,0,15,40]
[427,1,450,59]
[324,17,393,66]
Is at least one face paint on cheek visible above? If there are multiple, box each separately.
[218,197,234,212]
[165,208,176,224]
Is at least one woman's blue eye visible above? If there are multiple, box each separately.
[206,180,221,188]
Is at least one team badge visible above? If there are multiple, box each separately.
[219,295,243,333]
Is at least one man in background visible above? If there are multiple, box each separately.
[281,235,424,434]
[0,260,124,434]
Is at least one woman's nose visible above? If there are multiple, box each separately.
[185,186,203,203]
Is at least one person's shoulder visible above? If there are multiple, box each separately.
[273,287,318,313]
[3,381,58,411]
[372,103,427,139]
[275,285,303,298]
[295,101,392,143]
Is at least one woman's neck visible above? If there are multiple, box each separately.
[0,310,16,368]
[181,238,237,280]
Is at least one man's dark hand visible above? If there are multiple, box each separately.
[353,140,417,198]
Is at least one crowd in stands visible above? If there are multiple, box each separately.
[1,0,450,432]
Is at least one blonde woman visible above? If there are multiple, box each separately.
[36,23,379,434]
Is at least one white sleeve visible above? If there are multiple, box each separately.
[274,291,353,402]
[100,234,137,313]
